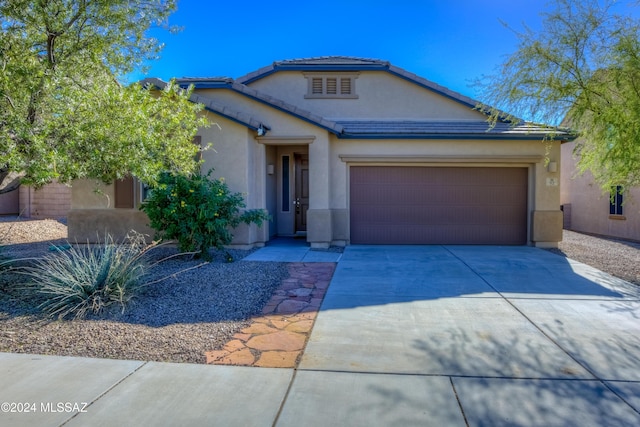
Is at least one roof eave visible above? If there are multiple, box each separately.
[338,133,571,140]
[176,80,343,135]
[143,79,264,131]
[235,90,343,135]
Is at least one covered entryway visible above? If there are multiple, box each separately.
[349,166,528,245]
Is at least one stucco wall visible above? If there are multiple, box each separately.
[0,189,19,215]
[72,180,114,209]
[329,137,561,210]
[247,71,486,120]
[561,140,640,241]
[198,112,252,197]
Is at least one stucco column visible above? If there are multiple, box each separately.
[531,144,563,248]
[232,137,268,247]
[307,134,332,248]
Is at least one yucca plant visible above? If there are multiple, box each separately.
[20,232,155,319]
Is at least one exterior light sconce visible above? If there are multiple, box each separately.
[547,161,557,173]
[267,164,275,175]
[257,124,267,136]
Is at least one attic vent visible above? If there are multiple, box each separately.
[312,78,323,94]
[304,72,359,99]
[340,78,351,95]
[326,78,337,94]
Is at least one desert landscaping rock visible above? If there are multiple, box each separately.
[1,218,638,368]
[546,230,640,286]
[0,218,291,364]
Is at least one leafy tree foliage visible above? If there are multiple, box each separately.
[141,171,270,261]
[477,0,640,190]
[0,0,208,193]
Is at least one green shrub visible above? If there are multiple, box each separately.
[141,171,269,260]
[20,232,153,319]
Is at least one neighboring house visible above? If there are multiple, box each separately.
[68,56,573,248]
[561,139,640,241]
[0,183,71,219]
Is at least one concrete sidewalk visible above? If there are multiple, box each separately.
[2,245,640,426]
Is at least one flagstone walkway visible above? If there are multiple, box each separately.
[204,262,336,368]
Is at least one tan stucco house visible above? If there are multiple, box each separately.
[561,139,640,241]
[69,56,573,248]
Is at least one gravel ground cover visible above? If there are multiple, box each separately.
[546,230,640,287]
[0,218,288,364]
[0,218,638,364]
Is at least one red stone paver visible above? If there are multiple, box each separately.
[204,262,336,368]
[254,351,300,368]
[246,330,306,352]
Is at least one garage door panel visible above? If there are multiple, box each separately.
[356,184,525,206]
[352,224,526,245]
[352,206,522,226]
[350,166,527,245]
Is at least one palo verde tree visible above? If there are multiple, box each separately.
[0,0,208,194]
[477,0,640,191]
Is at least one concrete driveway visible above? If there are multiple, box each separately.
[284,245,640,426]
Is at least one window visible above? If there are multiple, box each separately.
[114,176,135,208]
[282,156,290,212]
[193,135,203,162]
[610,185,624,216]
[304,73,359,98]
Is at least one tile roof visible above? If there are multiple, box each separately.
[236,56,392,84]
[140,78,265,131]
[236,56,493,114]
[173,78,344,135]
[179,77,234,84]
[336,120,574,140]
[146,59,576,141]
[274,56,389,66]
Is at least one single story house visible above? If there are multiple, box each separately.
[69,56,573,248]
[561,139,640,241]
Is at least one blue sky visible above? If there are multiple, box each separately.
[129,1,631,101]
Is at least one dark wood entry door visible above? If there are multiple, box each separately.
[294,153,309,232]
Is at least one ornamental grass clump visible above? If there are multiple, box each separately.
[20,232,153,320]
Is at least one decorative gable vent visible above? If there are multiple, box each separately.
[326,78,337,94]
[304,73,359,99]
[340,78,351,95]
[312,78,323,94]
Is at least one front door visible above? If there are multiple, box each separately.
[294,153,309,233]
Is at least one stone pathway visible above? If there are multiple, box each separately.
[204,262,336,368]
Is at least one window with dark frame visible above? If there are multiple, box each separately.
[282,156,290,212]
[610,185,623,216]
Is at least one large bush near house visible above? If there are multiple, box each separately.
[141,171,269,260]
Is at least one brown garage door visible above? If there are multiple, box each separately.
[350,166,528,245]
